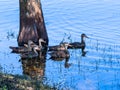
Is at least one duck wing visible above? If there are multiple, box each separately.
[48,45,62,51]
[9,46,29,53]
[68,42,84,49]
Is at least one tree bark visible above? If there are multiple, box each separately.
[18,0,48,46]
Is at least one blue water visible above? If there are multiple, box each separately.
[0,0,120,90]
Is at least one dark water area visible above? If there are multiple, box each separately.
[0,0,120,90]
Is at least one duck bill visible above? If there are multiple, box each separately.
[42,40,46,43]
[68,44,72,47]
[41,39,46,43]
[24,44,28,48]
[85,35,89,38]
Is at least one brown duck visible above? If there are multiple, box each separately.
[20,39,46,58]
[24,39,46,55]
[10,38,46,54]
[48,42,71,51]
[49,43,71,59]
[68,33,89,52]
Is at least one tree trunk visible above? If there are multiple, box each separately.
[18,0,48,46]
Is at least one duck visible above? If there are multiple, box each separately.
[49,43,71,59]
[24,39,46,53]
[68,33,89,52]
[21,38,46,58]
[48,42,71,51]
[9,40,33,53]
[9,46,27,53]
[10,38,46,53]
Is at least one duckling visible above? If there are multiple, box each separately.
[49,43,71,59]
[68,33,89,52]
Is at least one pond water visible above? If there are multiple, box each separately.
[0,0,120,90]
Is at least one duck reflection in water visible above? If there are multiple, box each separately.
[18,38,47,79]
[20,50,47,79]
[50,57,71,68]
[49,43,72,68]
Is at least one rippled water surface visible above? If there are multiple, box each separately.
[0,0,120,90]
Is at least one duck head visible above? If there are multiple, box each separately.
[39,38,46,43]
[38,38,46,46]
[81,33,89,38]
[24,40,34,46]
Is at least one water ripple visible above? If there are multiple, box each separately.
[0,0,120,89]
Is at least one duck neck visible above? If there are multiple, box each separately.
[33,48,38,56]
[81,37,85,43]
[64,46,68,50]
[39,41,42,48]
[28,43,32,51]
